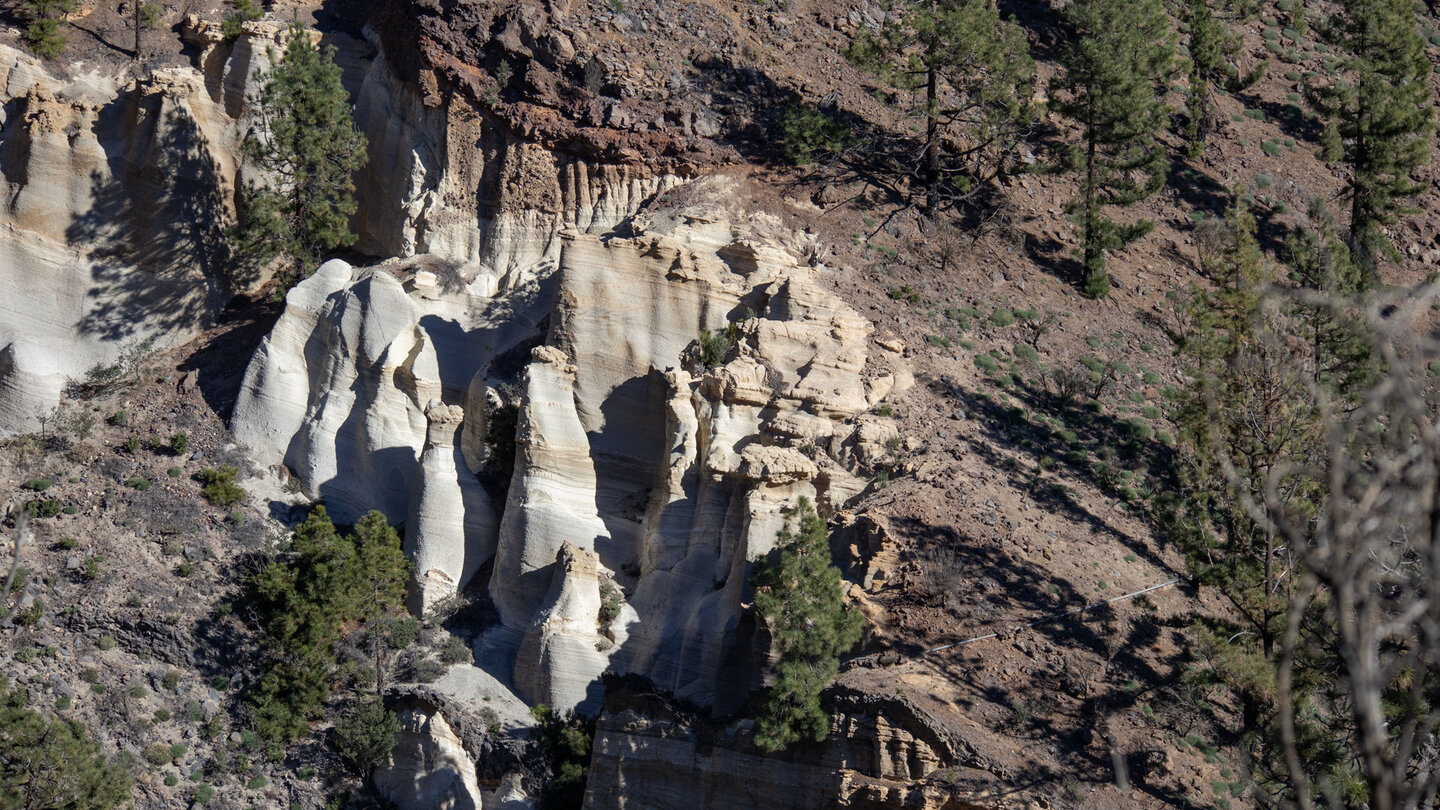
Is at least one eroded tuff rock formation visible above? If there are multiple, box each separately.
[232,204,908,717]
[582,677,972,810]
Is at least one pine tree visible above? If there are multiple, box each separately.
[248,507,410,747]
[1282,199,1377,396]
[1050,0,1175,298]
[750,498,864,751]
[332,696,401,779]
[1173,202,1322,657]
[235,21,368,288]
[1182,0,1264,156]
[846,0,1035,215]
[21,0,76,59]
[1308,0,1434,277]
[0,676,132,809]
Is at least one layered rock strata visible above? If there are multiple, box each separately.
[583,677,965,810]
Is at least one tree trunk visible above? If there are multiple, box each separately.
[926,51,940,218]
[1082,90,1100,282]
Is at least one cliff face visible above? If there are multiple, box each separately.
[0,43,240,434]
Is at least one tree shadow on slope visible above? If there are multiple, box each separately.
[891,510,1196,805]
[67,82,233,344]
[920,369,1182,582]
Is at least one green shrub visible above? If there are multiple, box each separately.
[1014,344,1040,362]
[246,776,267,789]
[55,695,72,710]
[168,433,189,455]
[195,784,215,805]
[440,635,471,665]
[123,436,140,453]
[221,0,264,38]
[926,334,952,349]
[887,285,920,303]
[199,466,244,507]
[697,329,732,366]
[128,685,147,699]
[1262,140,1282,157]
[988,308,1015,327]
[126,477,151,491]
[164,774,178,787]
[154,708,172,722]
[96,634,117,651]
[1254,173,1272,189]
[167,466,183,478]
[385,615,421,650]
[21,478,50,492]
[175,561,195,578]
[211,676,231,691]
[975,354,999,373]
[59,536,78,550]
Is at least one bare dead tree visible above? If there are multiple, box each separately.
[1,509,30,626]
[1230,282,1440,810]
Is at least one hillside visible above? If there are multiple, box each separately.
[0,0,1437,808]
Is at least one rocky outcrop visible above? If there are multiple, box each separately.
[232,205,903,715]
[374,698,487,810]
[582,677,967,810]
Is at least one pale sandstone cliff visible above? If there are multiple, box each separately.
[0,45,238,434]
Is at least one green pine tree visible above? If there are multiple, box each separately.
[750,497,864,752]
[21,0,76,59]
[1307,0,1434,276]
[235,21,368,288]
[0,676,132,809]
[332,696,401,779]
[248,507,410,747]
[1282,198,1377,396]
[1182,0,1264,156]
[846,0,1035,215]
[1173,201,1322,657]
[1050,0,1176,298]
